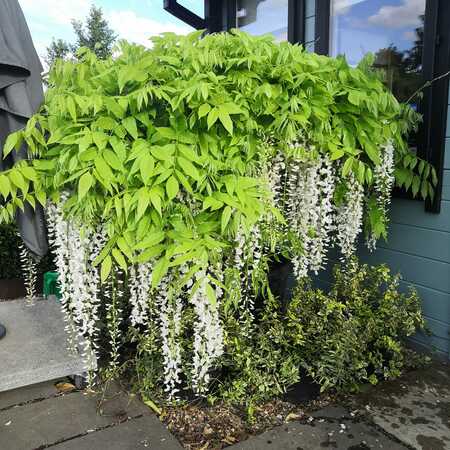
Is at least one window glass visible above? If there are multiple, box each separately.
[330,0,426,105]
[237,0,289,41]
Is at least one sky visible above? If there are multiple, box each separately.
[19,0,426,68]
[238,0,288,41]
[18,0,204,63]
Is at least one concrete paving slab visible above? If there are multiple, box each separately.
[0,298,86,392]
[312,405,353,420]
[51,415,183,450]
[352,362,450,450]
[0,389,148,450]
[229,417,408,450]
[0,380,59,410]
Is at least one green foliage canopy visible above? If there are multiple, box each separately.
[0,31,436,284]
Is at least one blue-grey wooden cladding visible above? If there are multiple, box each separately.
[304,1,449,358]
[315,93,450,360]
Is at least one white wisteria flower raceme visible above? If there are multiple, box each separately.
[336,175,365,259]
[191,269,224,394]
[41,134,397,398]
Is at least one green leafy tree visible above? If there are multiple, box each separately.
[71,6,117,60]
[45,6,116,66]
[45,38,72,67]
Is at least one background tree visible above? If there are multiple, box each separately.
[45,38,72,68]
[45,6,117,67]
[71,6,117,60]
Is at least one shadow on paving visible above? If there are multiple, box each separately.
[228,361,450,450]
[350,361,450,450]
[0,380,182,450]
[0,361,449,450]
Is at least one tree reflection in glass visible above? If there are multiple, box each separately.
[330,0,426,106]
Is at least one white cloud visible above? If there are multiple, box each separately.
[403,30,416,41]
[331,0,366,16]
[368,0,425,29]
[107,10,192,47]
[19,0,90,25]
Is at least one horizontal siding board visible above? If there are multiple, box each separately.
[314,270,450,323]
[413,317,449,355]
[399,281,450,322]
[388,199,450,232]
[409,337,449,360]
[359,247,450,293]
[445,139,450,168]
[447,104,450,134]
[443,170,450,200]
[377,223,450,262]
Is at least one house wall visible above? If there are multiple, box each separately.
[315,90,450,360]
[301,0,450,359]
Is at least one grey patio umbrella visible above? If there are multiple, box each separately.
[0,0,48,338]
[0,0,48,256]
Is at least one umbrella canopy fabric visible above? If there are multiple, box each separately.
[0,0,48,257]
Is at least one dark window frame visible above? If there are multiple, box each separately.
[163,0,206,29]
[315,0,450,213]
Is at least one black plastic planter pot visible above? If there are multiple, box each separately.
[0,278,27,300]
[0,277,44,300]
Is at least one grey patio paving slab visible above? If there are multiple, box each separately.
[0,389,150,450]
[51,415,183,450]
[0,298,86,392]
[0,379,59,410]
[229,415,408,450]
[351,362,450,450]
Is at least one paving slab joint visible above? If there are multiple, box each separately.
[33,413,145,449]
[359,415,416,450]
[0,389,78,413]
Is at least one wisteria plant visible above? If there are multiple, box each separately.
[0,31,436,400]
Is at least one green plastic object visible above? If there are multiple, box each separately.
[43,271,62,300]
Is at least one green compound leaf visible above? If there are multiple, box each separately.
[78,172,93,200]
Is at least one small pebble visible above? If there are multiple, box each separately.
[4,421,11,426]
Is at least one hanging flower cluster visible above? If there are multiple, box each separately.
[374,142,395,214]
[190,269,224,394]
[335,175,365,259]
[46,198,102,376]
[19,242,39,305]
[271,148,338,280]
[129,262,152,327]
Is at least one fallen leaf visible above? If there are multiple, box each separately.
[55,381,76,393]
[222,436,237,445]
[143,397,162,415]
[285,412,302,422]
